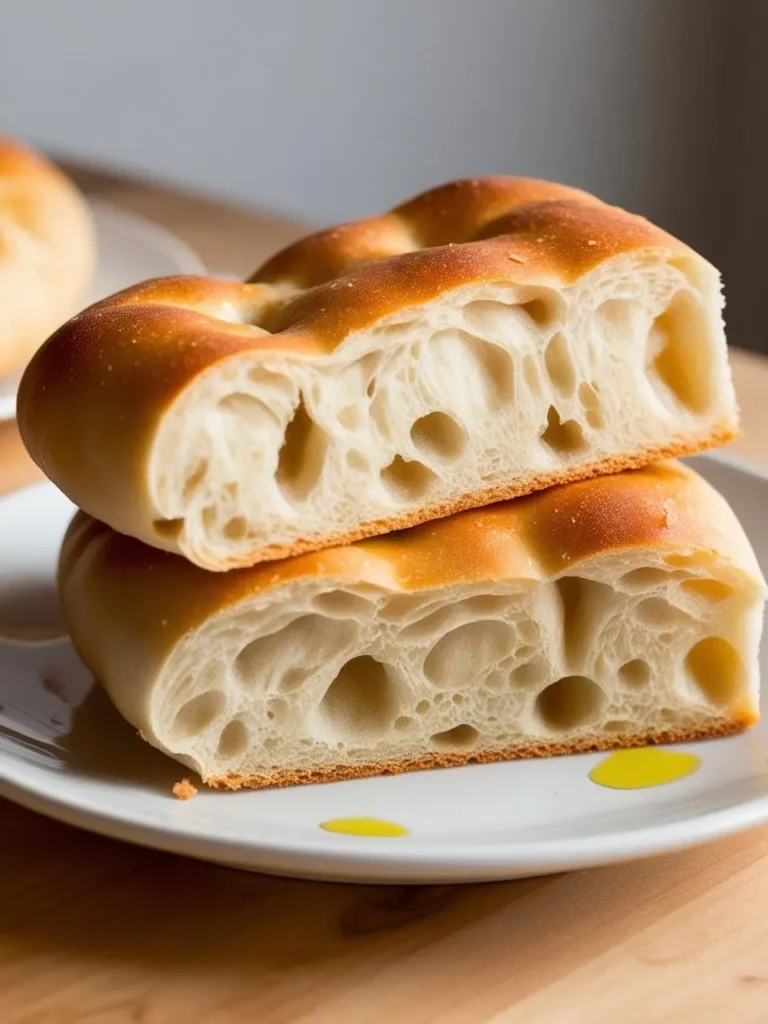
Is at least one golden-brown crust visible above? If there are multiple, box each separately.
[204,715,757,790]
[18,176,708,560]
[0,136,93,375]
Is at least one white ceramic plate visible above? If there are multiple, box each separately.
[0,453,766,884]
[0,200,205,421]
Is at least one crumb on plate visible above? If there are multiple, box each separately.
[172,778,198,801]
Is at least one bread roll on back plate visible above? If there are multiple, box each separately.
[22,177,736,570]
[0,137,93,376]
[59,462,765,789]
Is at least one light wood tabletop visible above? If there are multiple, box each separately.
[1,164,767,1024]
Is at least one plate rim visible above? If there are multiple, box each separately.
[0,448,766,883]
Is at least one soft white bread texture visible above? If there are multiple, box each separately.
[0,137,93,376]
[21,177,736,571]
[59,462,765,789]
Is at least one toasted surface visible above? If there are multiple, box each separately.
[20,177,737,570]
[0,137,93,376]
[59,462,765,789]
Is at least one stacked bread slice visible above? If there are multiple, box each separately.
[19,177,766,789]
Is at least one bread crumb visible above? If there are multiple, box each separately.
[173,778,198,801]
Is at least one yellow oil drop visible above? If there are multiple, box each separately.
[319,816,409,837]
[589,747,701,790]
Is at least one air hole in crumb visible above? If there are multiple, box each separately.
[424,620,516,686]
[665,551,717,569]
[366,377,377,398]
[544,332,576,395]
[410,411,466,461]
[172,690,226,738]
[279,668,307,693]
[636,597,685,627]
[681,579,734,602]
[219,391,280,427]
[415,699,430,715]
[346,450,368,471]
[646,291,713,414]
[314,590,375,617]
[621,567,674,588]
[686,637,742,705]
[520,297,557,328]
[320,656,399,740]
[380,455,437,501]
[276,394,328,500]
[619,659,651,686]
[540,406,586,454]
[535,676,604,731]
[154,518,184,540]
[395,715,414,730]
[430,724,479,750]
[183,459,208,500]
[217,720,248,759]
[604,720,632,733]
[511,659,549,686]
[452,693,466,705]
[266,698,288,723]
[223,516,248,540]
[339,404,362,429]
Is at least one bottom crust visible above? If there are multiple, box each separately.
[203,711,757,790]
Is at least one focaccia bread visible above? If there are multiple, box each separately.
[22,176,737,570]
[59,462,765,790]
[0,137,93,376]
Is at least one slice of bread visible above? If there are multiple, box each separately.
[21,177,736,571]
[59,462,765,789]
[0,137,93,376]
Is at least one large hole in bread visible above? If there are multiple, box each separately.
[544,332,576,396]
[685,636,742,705]
[555,576,613,668]
[235,615,357,688]
[619,658,651,686]
[172,690,226,738]
[223,516,248,540]
[219,391,280,427]
[320,655,399,740]
[430,724,479,750]
[577,382,604,429]
[276,394,328,501]
[217,719,249,760]
[540,406,587,454]
[410,412,466,461]
[423,620,515,686]
[535,676,604,731]
[380,455,437,501]
[313,590,377,618]
[680,579,734,603]
[646,291,714,414]
[620,567,675,588]
[442,328,515,407]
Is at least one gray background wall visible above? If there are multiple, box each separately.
[1,0,763,350]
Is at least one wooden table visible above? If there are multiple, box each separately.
[1,166,768,1024]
